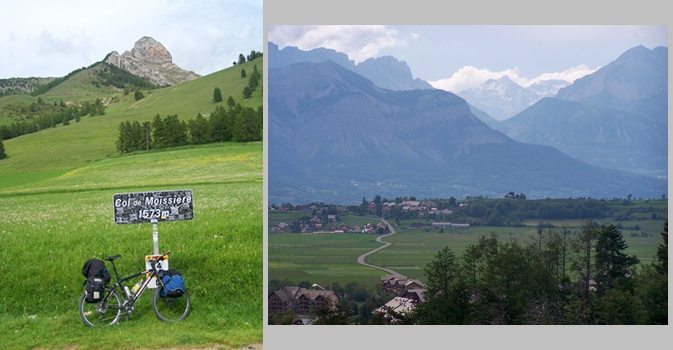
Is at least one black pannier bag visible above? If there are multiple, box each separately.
[84,276,106,303]
[81,259,111,303]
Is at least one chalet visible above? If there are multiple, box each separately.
[327,214,337,222]
[373,297,417,324]
[403,289,426,303]
[310,216,322,224]
[268,286,339,316]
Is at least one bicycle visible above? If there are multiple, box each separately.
[78,252,190,327]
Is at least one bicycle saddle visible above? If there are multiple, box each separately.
[104,254,121,261]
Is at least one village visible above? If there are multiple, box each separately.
[270,198,470,234]
[268,274,427,325]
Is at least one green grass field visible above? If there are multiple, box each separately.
[269,208,667,288]
[0,143,262,349]
[0,60,263,349]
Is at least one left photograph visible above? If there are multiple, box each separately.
[0,1,262,349]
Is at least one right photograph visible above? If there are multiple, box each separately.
[266,25,668,325]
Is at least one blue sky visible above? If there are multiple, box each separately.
[0,0,262,78]
[269,25,667,92]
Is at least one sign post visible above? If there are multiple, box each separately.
[113,189,194,287]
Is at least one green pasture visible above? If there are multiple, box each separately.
[268,233,383,289]
[268,209,667,288]
[0,143,262,349]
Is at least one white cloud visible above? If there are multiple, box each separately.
[430,64,597,93]
[0,0,262,78]
[269,25,404,63]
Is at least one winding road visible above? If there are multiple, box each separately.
[355,218,404,277]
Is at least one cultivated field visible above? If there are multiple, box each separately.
[268,201,667,288]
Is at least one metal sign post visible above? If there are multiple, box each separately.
[113,189,194,288]
[151,218,160,255]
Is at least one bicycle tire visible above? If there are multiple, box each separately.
[152,287,191,322]
[79,289,122,327]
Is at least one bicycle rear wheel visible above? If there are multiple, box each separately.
[79,289,122,327]
[152,288,191,322]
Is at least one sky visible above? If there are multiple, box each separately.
[0,0,262,78]
[269,25,667,92]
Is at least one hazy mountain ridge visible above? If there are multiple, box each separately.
[268,42,432,91]
[499,45,667,177]
[269,61,665,204]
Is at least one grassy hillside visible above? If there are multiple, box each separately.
[0,58,262,190]
[0,60,263,349]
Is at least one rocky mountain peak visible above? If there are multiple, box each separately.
[103,36,199,87]
[129,36,172,64]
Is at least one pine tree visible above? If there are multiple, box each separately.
[594,224,639,294]
[226,96,235,108]
[241,68,247,78]
[238,53,246,65]
[242,86,252,99]
[188,113,211,144]
[134,90,144,101]
[152,114,165,148]
[213,87,223,103]
[209,105,232,142]
[0,139,7,159]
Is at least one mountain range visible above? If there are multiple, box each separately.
[269,60,665,204]
[498,45,667,177]
[459,76,570,121]
[268,42,431,91]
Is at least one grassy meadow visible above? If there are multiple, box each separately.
[0,60,263,349]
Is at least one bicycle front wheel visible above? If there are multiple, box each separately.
[152,288,191,322]
[79,289,122,327]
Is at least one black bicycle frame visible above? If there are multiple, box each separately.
[103,258,164,305]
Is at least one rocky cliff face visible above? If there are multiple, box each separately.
[104,36,199,86]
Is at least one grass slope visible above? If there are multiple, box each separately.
[0,58,262,191]
[0,143,262,349]
[0,60,264,349]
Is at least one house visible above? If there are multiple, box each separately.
[373,297,417,324]
[268,286,340,316]
[310,216,322,224]
[327,214,337,222]
[403,289,425,303]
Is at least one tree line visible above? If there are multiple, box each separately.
[411,222,667,324]
[306,221,667,325]
[116,103,262,153]
[0,98,106,141]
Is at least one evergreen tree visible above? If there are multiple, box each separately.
[162,115,188,147]
[238,53,246,65]
[226,96,236,108]
[142,121,152,151]
[0,139,7,159]
[209,105,232,142]
[241,68,247,78]
[213,87,223,103]
[594,224,639,294]
[152,114,166,148]
[134,89,144,101]
[188,113,211,144]
[656,221,668,275]
[242,86,252,99]
[414,246,470,324]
